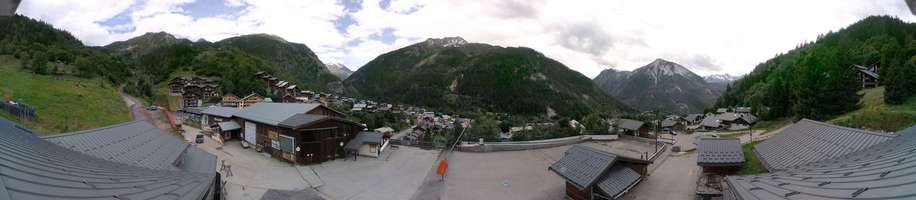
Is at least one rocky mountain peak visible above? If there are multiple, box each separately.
[423,37,468,48]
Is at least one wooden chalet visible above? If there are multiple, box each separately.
[549,145,652,200]
[221,94,241,107]
[852,64,880,88]
[233,103,364,164]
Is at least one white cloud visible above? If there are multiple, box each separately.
[17,0,916,77]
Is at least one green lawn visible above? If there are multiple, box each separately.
[737,140,767,175]
[0,56,130,134]
[830,87,916,132]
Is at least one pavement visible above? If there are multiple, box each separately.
[180,126,439,200]
[441,146,568,200]
[623,151,700,200]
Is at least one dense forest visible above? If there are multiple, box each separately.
[716,16,916,120]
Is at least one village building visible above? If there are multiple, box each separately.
[722,122,916,200]
[201,106,241,130]
[344,131,386,158]
[549,145,652,200]
[233,103,364,164]
[183,89,203,108]
[0,118,220,199]
[239,93,266,108]
[660,118,684,132]
[170,76,221,108]
[684,114,703,125]
[695,137,745,199]
[699,115,723,131]
[221,94,241,107]
[616,119,649,137]
[852,64,880,88]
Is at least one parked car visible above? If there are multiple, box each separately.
[146,105,158,111]
[195,134,205,144]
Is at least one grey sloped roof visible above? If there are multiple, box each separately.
[661,119,678,127]
[45,121,193,170]
[697,137,745,166]
[279,114,328,129]
[700,115,721,128]
[725,125,916,200]
[548,145,617,189]
[853,64,880,79]
[618,119,645,131]
[344,131,383,151]
[202,106,241,118]
[218,121,241,131]
[753,119,892,170]
[183,106,205,114]
[0,118,215,200]
[595,166,641,199]
[685,114,703,122]
[718,113,743,122]
[234,103,321,125]
[741,114,758,124]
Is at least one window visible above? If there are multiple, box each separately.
[280,135,295,152]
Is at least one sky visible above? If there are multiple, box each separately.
[16,0,916,78]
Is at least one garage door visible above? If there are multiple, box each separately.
[244,121,257,144]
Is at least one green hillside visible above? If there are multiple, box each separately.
[829,87,916,132]
[0,56,129,134]
[716,16,916,121]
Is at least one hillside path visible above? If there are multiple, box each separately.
[117,86,173,131]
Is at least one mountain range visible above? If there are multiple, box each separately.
[703,73,740,92]
[593,59,720,114]
[325,63,354,79]
[344,37,630,117]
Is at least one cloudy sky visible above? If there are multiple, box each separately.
[17,0,916,77]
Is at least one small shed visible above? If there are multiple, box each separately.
[696,137,745,173]
[344,131,385,158]
[548,145,644,200]
[617,119,648,137]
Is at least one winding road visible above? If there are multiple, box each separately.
[117,86,173,131]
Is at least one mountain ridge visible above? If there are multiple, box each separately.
[594,58,719,114]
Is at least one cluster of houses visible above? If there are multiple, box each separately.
[255,71,340,105]
[170,76,221,108]
[181,102,390,164]
[607,107,759,139]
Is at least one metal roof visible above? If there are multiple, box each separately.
[548,145,617,189]
[233,103,321,125]
[201,106,241,118]
[278,114,328,129]
[218,121,241,131]
[696,137,745,166]
[45,121,197,170]
[741,114,758,124]
[685,114,703,122]
[618,119,645,131]
[700,115,721,128]
[595,166,641,199]
[724,125,916,200]
[661,119,678,128]
[0,118,216,200]
[753,119,892,170]
[183,107,206,114]
[344,131,383,151]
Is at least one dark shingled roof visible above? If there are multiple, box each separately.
[0,118,216,200]
[278,114,328,129]
[344,131,383,151]
[697,137,745,166]
[548,145,617,189]
[595,166,641,199]
[661,119,678,128]
[753,119,892,170]
[724,125,916,200]
[618,119,645,131]
[700,115,721,128]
